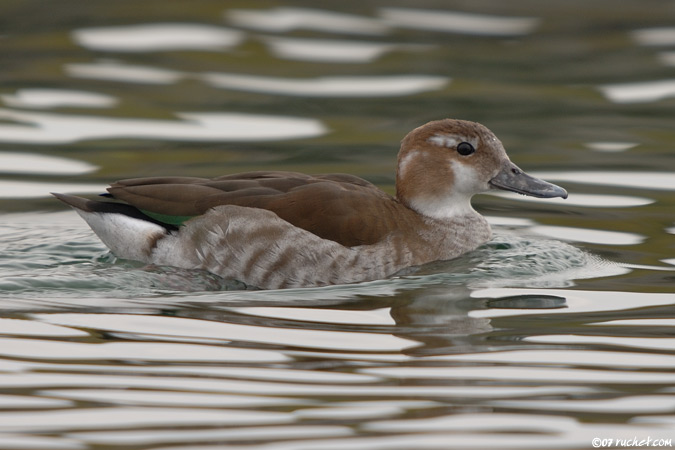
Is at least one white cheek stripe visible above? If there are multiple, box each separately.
[428,133,478,149]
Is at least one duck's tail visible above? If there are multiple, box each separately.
[52,193,171,261]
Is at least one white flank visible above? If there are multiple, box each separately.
[74,210,166,261]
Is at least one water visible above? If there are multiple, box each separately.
[1,1,675,449]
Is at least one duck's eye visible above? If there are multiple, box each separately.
[457,142,475,156]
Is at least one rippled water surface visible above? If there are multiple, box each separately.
[1,1,675,449]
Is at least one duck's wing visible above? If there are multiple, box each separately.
[107,171,406,247]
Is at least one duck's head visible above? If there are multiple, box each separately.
[396,119,567,219]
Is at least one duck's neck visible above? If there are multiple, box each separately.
[403,192,477,221]
[418,209,491,259]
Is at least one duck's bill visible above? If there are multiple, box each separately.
[489,162,568,199]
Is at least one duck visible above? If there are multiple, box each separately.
[54,119,567,289]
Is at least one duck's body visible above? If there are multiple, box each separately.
[54,119,567,289]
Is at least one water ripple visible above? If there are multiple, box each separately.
[599,79,675,103]
[260,36,431,63]
[1,89,117,109]
[0,152,97,175]
[202,73,448,97]
[0,109,326,144]
[66,60,184,84]
[226,7,389,35]
[379,8,540,36]
[73,24,244,52]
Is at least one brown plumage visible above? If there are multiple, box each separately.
[53,119,567,289]
[108,171,418,247]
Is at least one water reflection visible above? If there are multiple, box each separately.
[584,141,638,152]
[632,27,675,46]
[531,225,645,245]
[533,171,675,191]
[73,24,244,52]
[228,306,396,325]
[69,425,352,447]
[659,51,675,66]
[260,36,430,63]
[202,73,448,97]
[495,396,675,414]
[487,191,653,207]
[0,407,290,432]
[34,313,416,352]
[0,152,97,175]
[0,109,326,144]
[0,318,87,337]
[471,288,675,317]
[379,7,539,36]
[1,89,117,109]
[66,60,183,84]
[227,7,389,35]
[0,336,290,362]
[526,334,675,351]
[599,79,675,103]
[0,180,102,198]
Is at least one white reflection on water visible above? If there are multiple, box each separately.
[0,372,594,398]
[532,171,675,190]
[66,60,184,84]
[599,79,675,103]
[632,27,675,46]
[526,335,675,352]
[73,24,244,52]
[34,313,416,352]
[0,152,97,175]
[122,366,378,383]
[584,141,638,152]
[433,349,675,368]
[1,89,117,109]
[494,396,675,414]
[0,180,103,198]
[202,73,448,97]
[0,407,289,432]
[361,365,675,384]
[486,191,653,207]
[0,109,326,144]
[592,318,675,326]
[530,225,645,245]
[227,306,395,325]
[68,425,352,447]
[0,433,81,450]
[0,394,71,409]
[261,36,431,63]
[358,414,674,450]
[379,8,539,36]
[0,318,87,337]
[0,337,290,362]
[227,7,389,35]
[40,389,310,408]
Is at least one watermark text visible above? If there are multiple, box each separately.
[592,437,672,448]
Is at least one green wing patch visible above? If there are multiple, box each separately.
[140,210,194,226]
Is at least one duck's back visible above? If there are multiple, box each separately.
[108,171,416,247]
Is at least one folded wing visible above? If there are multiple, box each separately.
[107,171,408,247]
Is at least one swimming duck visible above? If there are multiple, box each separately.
[54,119,567,289]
